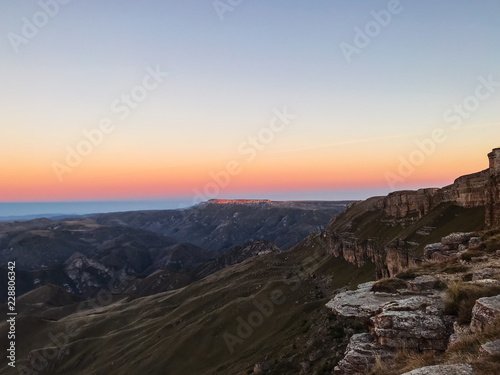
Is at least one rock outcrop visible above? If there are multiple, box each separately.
[480,339,500,357]
[371,295,453,351]
[470,294,500,333]
[486,148,500,228]
[400,364,474,375]
[424,232,472,260]
[323,149,500,278]
[333,333,392,375]
[325,282,398,323]
[383,169,489,221]
[64,252,129,297]
[328,281,454,374]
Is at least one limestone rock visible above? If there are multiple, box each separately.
[486,148,500,228]
[468,237,482,248]
[371,296,453,351]
[441,233,471,248]
[472,268,494,281]
[480,339,500,356]
[326,282,405,322]
[333,333,393,375]
[253,361,271,374]
[424,243,444,259]
[400,364,474,375]
[409,275,439,292]
[470,294,500,333]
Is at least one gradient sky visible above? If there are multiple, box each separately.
[1,0,499,206]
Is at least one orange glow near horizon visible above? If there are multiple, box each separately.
[1,142,493,202]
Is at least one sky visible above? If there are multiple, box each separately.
[1,0,499,213]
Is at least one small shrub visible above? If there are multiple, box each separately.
[484,233,500,253]
[433,279,448,290]
[443,264,469,274]
[395,269,417,280]
[328,325,345,339]
[444,282,500,324]
[459,249,484,261]
[371,278,408,294]
[369,357,390,375]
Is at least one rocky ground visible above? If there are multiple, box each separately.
[327,229,500,375]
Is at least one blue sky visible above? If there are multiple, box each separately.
[0,0,499,214]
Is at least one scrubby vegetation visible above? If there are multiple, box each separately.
[371,278,408,294]
[444,281,500,324]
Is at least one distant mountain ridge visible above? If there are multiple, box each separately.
[1,150,499,375]
[0,200,349,301]
[95,200,351,252]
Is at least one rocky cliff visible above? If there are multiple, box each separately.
[321,149,499,278]
[486,148,500,228]
[327,234,500,375]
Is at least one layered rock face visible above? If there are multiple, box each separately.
[328,281,454,374]
[334,333,393,375]
[400,364,474,375]
[470,294,500,333]
[367,148,498,223]
[383,168,489,220]
[323,149,500,277]
[486,148,500,228]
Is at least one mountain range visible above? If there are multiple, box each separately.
[0,149,499,374]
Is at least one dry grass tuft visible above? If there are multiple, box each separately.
[371,278,408,294]
[444,282,500,324]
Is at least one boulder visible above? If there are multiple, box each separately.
[424,243,444,259]
[441,233,472,248]
[472,268,494,281]
[326,282,407,323]
[468,237,482,248]
[253,361,271,374]
[333,333,392,375]
[480,339,500,356]
[470,294,500,333]
[371,296,453,351]
[401,364,474,375]
[408,275,439,292]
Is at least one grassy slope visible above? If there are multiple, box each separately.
[329,201,485,257]
[0,241,374,375]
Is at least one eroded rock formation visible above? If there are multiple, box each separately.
[486,148,500,228]
[323,148,500,278]
[470,294,500,333]
[327,280,454,374]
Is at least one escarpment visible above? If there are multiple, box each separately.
[320,148,500,277]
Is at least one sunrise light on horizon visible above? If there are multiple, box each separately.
[1,1,499,206]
